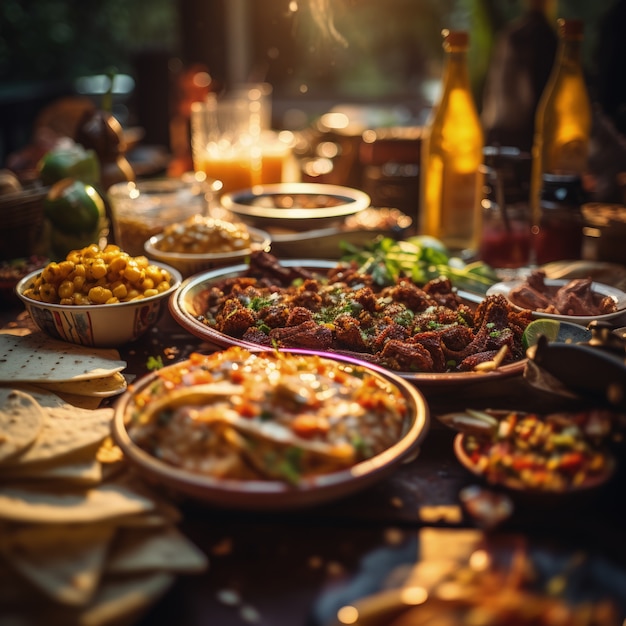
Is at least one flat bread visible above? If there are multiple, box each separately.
[3,522,115,605]
[2,404,113,467]
[0,570,176,626]
[0,332,126,383]
[78,570,175,626]
[107,525,208,574]
[0,388,46,462]
[0,482,158,524]
[0,456,104,485]
[35,372,128,398]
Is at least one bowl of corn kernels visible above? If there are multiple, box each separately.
[15,243,182,347]
[143,215,271,278]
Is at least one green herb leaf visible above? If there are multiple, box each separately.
[340,235,498,294]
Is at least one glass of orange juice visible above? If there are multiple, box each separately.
[191,86,294,194]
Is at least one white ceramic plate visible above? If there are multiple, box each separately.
[486,277,626,326]
[111,349,429,511]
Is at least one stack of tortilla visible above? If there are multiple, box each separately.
[0,329,130,409]
[0,331,208,625]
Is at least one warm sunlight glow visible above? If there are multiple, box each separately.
[400,586,429,606]
[336,605,359,624]
[469,549,491,572]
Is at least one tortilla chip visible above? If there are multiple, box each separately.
[2,405,113,467]
[0,332,126,383]
[113,509,182,529]
[80,570,175,626]
[107,525,208,574]
[0,456,104,486]
[2,523,115,606]
[35,372,127,398]
[0,481,157,524]
[0,389,45,462]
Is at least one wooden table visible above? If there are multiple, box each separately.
[1,297,625,626]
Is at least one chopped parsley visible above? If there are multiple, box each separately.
[146,355,164,371]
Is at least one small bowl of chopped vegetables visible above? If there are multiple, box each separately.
[144,215,271,278]
[15,243,182,347]
[450,408,618,498]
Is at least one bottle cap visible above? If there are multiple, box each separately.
[557,18,584,39]
[442,30,469,50]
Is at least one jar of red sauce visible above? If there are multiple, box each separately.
[478,148,532,269]
[532,173,585,264]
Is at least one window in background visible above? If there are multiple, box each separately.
[0,0,617,167]
[178,0,614,129]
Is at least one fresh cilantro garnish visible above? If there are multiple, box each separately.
[146,355,164,371]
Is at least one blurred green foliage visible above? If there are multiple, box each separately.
[0,0,178,82]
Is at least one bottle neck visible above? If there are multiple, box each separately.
[443,49,471,87]
[558,37,584,70]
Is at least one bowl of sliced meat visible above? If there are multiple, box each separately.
[486,270,626,326]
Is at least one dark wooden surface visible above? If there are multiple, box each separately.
[1,297,625,626]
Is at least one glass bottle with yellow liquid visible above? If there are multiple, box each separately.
[530,18,591,223]
[419,30,484,252]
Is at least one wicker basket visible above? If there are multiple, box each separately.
[0,185,48,261]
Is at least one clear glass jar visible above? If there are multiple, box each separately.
[478,155,532,270]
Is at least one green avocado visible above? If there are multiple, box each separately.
[38,144,100,187]
[44,179,106,235]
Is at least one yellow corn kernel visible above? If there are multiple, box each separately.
[82,244,101,258]
[156,281,171,293]
[101,244,122,258]
[73,293,90,305]
[112,283,128,300]
[42,263,61,283]
[108,255,128,275]
[126,288,141,300]
[88,286,113,304]
[58,279,75,300]
[57,261,75,279]
[39,283,58,303]
[87,261,108,280]
[73,275,86,293]
[145,265,164,283]
[143,288,158,298]
[123,264,142,283]
[66,250,82,265]
[105,296,120,304]
[140,277,155,291]
[70,264,86,279]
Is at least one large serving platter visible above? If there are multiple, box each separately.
[112,348,429,511]
[169,260,531,388]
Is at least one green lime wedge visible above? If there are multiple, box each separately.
[522,318,561,349]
